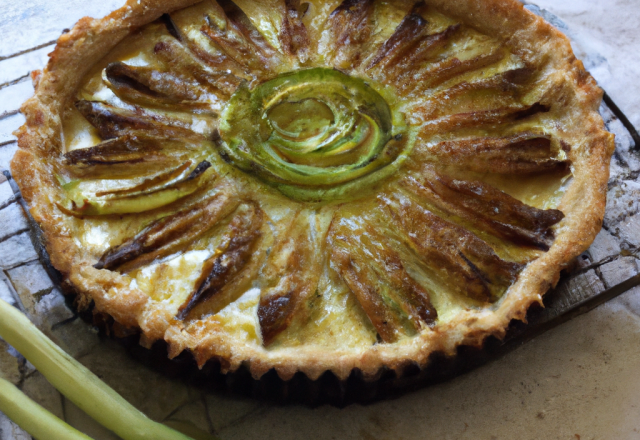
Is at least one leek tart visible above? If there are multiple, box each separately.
[12,0,614,381]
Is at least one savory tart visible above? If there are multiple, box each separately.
[12,0,614,380]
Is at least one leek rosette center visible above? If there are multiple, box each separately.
[218,68,414,201]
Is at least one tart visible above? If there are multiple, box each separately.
[12,0,614,381]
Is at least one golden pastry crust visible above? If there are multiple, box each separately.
[12,0,614,381]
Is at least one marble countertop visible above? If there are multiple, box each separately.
[1,1,639,439]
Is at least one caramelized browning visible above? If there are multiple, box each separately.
[201,0,281,76]
[177,204,263,320]
[371,17,461,85]
[421,133,569,174]
[415,102,551,133]
[328,0,374,69]
[404,165,565,250]
[95,185,239,272]
[75,100,202,141]
[415,68,535,120]
[258,210,328,346]
[165,6,252,79]
[63,134,164,166]
[105,62,203,107]
[279,0,310,62]
[397,23,461,71]
[153,38,241,97]
[386,25,459,86]
[332,246,406,343]
[62,134,203,178]
[367,3,429,70]
[380,192,522,302]
[360,224,437,326]
[331,218,437,342]
[258,294,296,344]
[93,160,206,197]
[404,45,504,93]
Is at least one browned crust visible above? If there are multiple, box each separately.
[11,0,614,381]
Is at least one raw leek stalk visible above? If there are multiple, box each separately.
[0,377,92,440]
[0,298,213,440]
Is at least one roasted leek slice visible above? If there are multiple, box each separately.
[59,160,214,216]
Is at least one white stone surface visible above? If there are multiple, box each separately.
[0,279,17,309]
[0,183,14,209]
[6,261,54,320]
[0,80,33,119]
[0,0,125,58]
[0,45,50,87]
[0,114,24,146]
[616,214,640,249]
[0,413,30,440]
[34,289,74,326]
[533,0,640,130]
[599,257,639,289]
[587,228,622,264]
[0,143,18,173]
[605,180,640,230]
[615,285,640,319]
[0,233,38,269]
[0,203,29,243]
[6,262,54,299]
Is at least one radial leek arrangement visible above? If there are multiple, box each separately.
[54,0,570,353]
[9,0,614,381]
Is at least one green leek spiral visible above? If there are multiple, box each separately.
[218,68,414,202]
